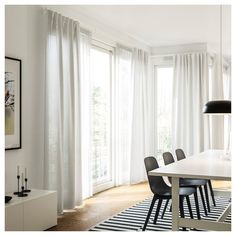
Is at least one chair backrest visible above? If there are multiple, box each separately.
[144,156,169,195]
[163,152,175,166]
[175,149,186,161]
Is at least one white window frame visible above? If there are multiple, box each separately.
[91,40,115,194]
[151,56,174,163]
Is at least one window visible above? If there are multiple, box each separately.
[90,45,113,193]
[155,66,174,161]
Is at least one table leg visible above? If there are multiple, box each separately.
[172,177,179,231]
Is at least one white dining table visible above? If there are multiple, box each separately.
[149,149,231,231]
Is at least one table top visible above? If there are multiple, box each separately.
[149,150,231,181]
[5,189,57,208]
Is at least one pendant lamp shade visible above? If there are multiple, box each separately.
[203,100,231,114]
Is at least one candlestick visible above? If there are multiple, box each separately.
[18,185,28,197]
[18,172,27,197]
[13,175,20,195]
[17,165,20,176]
[25,168,27,179]
[21,173,24,186]
[24,177,31,193]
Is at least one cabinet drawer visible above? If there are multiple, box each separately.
[5,203,24,231]
[23,192,57,231]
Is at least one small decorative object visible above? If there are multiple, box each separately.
[5,196,12,203]
[5,56,22,150]
[13,165,21,195]
[24,168,31,193]
[18,173,28,197]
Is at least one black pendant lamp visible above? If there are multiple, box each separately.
[203,100,231,114]
[203,6,231,115]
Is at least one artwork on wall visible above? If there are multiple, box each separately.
[5,57,21,150]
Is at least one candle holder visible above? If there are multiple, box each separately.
[13,175,21,195]
[24,178,31,193]
[18,186,28,197]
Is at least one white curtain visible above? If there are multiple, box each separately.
[210,55,224,149]
[172,53,210,156]
[114,47,153,185]
[130,48,151,184]
[44,10,92,213]
[80,30,93,199]
[114,46,133,186]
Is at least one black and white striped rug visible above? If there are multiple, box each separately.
[89,196,231,231]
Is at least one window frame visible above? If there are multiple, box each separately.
[154,65,174,162]
[90,40,115,194]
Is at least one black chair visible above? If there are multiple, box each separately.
[163,152,207,217]
[143,156,197,231]
[176,149,216,211]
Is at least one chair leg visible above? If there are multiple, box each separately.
[153,199,162,224]
[193,191,201,220]
[142,195,157,231]
[179,197,186,231]
[169,203,172,212]
[186,196,193,219]
[199,186,207,216]
[208,180,216,206]
[204,184,211,212]
[161,199,169,219]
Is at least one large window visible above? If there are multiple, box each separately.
[90,45,113,192]
[155,66,174,160]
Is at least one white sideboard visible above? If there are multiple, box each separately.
[5,189,57,231]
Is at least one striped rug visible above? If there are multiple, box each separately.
[89,196,231,231]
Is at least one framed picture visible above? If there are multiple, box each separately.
[5,57,21,150]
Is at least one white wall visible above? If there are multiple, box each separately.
[5,5,45,193]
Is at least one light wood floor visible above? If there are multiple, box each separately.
[48,181,231,231]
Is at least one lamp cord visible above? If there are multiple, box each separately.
[220,5,222,79]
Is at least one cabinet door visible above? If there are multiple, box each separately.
[5,204,24,231]
[23,192,57,231]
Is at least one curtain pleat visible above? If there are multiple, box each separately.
[44,9,92,213]
[172,53,211,156]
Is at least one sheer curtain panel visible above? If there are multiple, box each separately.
[114,47,153,185]
[80,31,93,199]
[44,10,92,213]
[114,46,133,185]
[130,49,151,184]
[171,53,210,156]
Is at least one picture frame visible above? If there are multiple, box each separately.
[5,56,22,150]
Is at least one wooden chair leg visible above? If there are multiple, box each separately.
[194,191,201,220]
[208,180,216,206]
[161,199,169,219]
[186,196,193,219]
[199,186,208,215]
[153,199,162,224]
[204,184,211,212]
[142,195,157,231]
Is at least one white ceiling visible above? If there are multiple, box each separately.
[72,5,231,56]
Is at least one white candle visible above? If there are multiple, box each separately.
[17,166,20,176]
[25,168,27,179]
[21,173,24,186]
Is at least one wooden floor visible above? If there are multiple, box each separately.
[48,181,231,231]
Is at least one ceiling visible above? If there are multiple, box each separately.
[72,5,231,56]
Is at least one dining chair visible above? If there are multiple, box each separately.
[175,149,216,211]
[143,156,197,231]
[163,152,207,217]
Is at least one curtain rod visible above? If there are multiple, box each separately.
[150,51,210,58]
